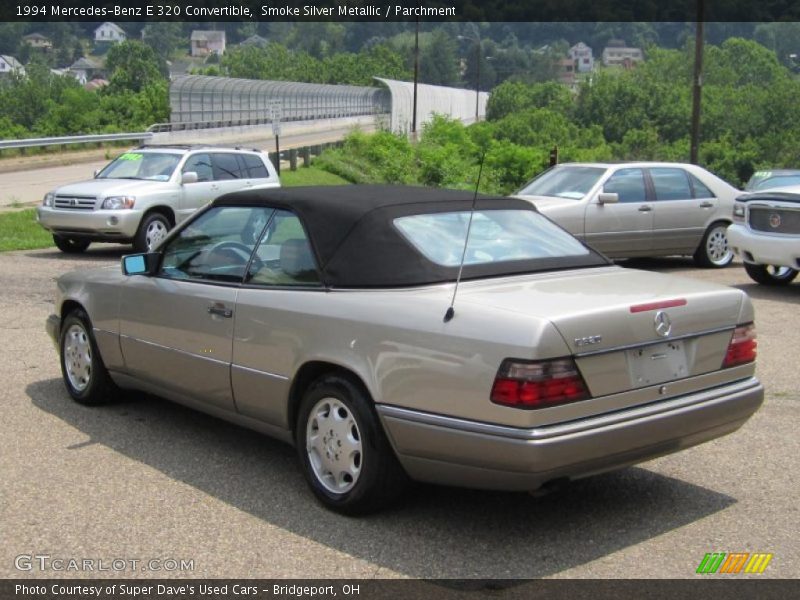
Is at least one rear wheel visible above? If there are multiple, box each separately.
[59,309,118,405]
[693,222,733,268]
[296,374,408,515]
[134,212,171,253]
[53,235,90,254]
[743,263,798,286]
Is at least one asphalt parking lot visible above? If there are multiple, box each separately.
[1,246,797,580]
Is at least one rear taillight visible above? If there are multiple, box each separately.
[491,358,589,409]
[722,323,757,368]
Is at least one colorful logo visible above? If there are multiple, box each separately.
[696,552,773,574]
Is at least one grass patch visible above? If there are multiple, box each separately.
[280,166,348,187]
[0,209,53,252]
[0,166,349,253]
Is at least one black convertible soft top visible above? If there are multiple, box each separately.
[214,185,608,287]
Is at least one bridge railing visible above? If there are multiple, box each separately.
[0,132,153,151]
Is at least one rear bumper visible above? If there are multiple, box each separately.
[377,377,763,491]
[727,223,800,268]
[37,207,142,240]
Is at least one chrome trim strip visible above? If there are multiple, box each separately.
[377,377,760,442]
[231,363,289,381]
[574,325,734,357]
[119,333,229,366]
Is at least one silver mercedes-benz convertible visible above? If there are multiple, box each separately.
[46,185,763,514]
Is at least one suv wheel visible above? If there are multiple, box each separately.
[743,263,798,286]
[694,222,733,268]
[53,235,90,254]
[134,213,171,253]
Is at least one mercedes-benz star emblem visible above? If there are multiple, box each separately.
[769,213,782,229]
[654,311,672,338]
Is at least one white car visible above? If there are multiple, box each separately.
[37,145,280,253]
[514,162,741,267]
[727,186,800,285]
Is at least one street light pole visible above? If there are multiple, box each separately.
[690,0,705,164]
[411,16,419,139]
[458,33,481,123]
[474,41,480,122]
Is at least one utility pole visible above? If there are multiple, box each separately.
[690,0,705,164]
[411,16,419,140]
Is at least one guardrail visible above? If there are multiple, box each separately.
[0,132,153,151]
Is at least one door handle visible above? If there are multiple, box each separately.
[208,303,233,318]
[638,205,653,212]
[699,201,713,208]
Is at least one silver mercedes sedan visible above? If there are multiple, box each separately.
[514,162,740,267]
[46,185,763,514]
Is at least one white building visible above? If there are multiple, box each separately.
[0,55,25,77]
[94,22,126,45]
[569,42,594,73]
[191,31,227,57]
[602,40,643,67]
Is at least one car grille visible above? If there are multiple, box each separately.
[54,195,97,210]
[749,206,800,235]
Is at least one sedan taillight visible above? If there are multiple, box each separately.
[722,323,757,368]
[491,358,589,409]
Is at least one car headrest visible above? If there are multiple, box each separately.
[279,238,316,277]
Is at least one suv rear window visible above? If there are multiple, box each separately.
[240,154,270,178]
[211,153,244,180]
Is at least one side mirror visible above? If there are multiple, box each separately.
[181,171,198,184]
[93,169,100,178]
[598,192,619,204]
[122,252,159,276]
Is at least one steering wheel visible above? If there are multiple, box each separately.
[206,241,262,270]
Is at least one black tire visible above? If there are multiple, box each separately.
[693,222,733,268]
[59,309,119,405]
[134,212,171,253]
[53,235,90,254]
[295,374,408,515]
[743,262,799,286]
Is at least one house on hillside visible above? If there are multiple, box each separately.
[191,31,226,57]
[94,22,126,51]
[569,42,594,72]
[557,57,577,89]
[0,55,25,77]
[602,39,643,67]
[68,57,102,85]
[240,34,268,48]
[22,33,53,50]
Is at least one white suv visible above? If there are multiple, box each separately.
[727,185,800,285]
[37,145,280,253]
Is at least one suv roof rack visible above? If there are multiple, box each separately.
[135,143,215,150]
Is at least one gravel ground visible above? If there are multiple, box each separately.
[1,247,797,580]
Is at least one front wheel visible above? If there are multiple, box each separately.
[693,222,733,268]
[53,235,90,254]
[134,212,171,253]
[59,309,118,405]
[743,262,798,286]
[296,375,408,515]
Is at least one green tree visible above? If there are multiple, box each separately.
[105,41,167,94]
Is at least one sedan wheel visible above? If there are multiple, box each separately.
[694,223,733,268]
[306,397,363,494]
[296,375,408,514]
[743,263,799,286]
[59,310,118,405]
